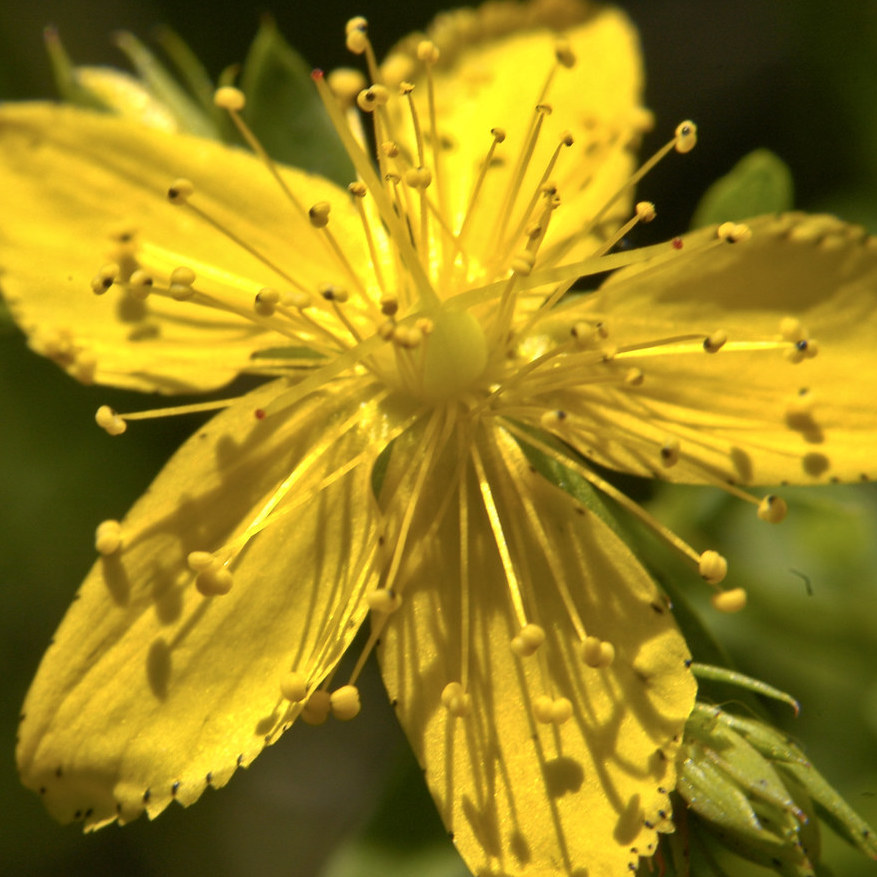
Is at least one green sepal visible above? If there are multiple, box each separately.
[43,26,113,112]
[239,16,355,184]
[691,149,794,229]
[113,31,219,138]
[691,663,800,715]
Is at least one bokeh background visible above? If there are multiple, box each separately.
[2,1,876,875]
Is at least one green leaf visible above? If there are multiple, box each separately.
[239,17,355,184]
[691,149,795,229]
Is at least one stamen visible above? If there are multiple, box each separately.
[94,519,123,555]
[441,681,471,718]
[90,263,119,295]
[366,587,402,613]
[330,684,361,720]
[301,690,331,725]
[533,695,573,725]
[95,405,127,436]
[698,550,728,585]
[510,622,546,657]
[582,636,615,669]
[711,587,748,613]
[458,127,506,244]
[279,671,309,703]
[757,494,788,523]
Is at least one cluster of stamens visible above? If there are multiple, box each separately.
[80,12,825,734]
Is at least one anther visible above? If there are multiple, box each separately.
[167,178,195,205]
[95,405,127,436]
[698,550,728,585]
[416,40,440,65]
[441,682,470,718]
[539,409,567,430]
[511,251,536,276]
[348,181,367,198]
[186,551,215,571]
[381,140,399,158]
[757,494,788,524]
[625,367,644,386]
[404,166,433,189]
[320,284,349,303]
[195,564,233,596]
[510,623,546,657]
[280,672,309,703]
[169,266,197,301]
[213,86,246,112]
[674,120,697,153]
[717,221,752,243]
[94,519,123,555]
[533,696,573,725]
[345,16,367,35]
[711,587,748,613]
[659,440,680,468]
[308,201,331,228]
[635,201,656,222]
[346,28,368,55]
[128,269,153,299]
[366,587,402,613]
[301,690,331,725]
[780,317,804,342]
[254,287,281,317]
[380,297,398,316]
[554,40,576,68]
[582,636,616,668]
[90,263,119,295]
[286,290,312,310]
[356,84,389,112]
[703,330,728,353]
[327,68,367,106]
[330,684,361,721]
[490,127,507,143]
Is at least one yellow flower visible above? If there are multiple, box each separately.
[3,3,876,876]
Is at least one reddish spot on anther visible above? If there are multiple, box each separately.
[671,238,684,250]
[254,408,266,420]
[311,69,325,81]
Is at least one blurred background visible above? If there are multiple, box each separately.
[2,1,876,875]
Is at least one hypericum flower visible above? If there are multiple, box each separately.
[3,2,877,876]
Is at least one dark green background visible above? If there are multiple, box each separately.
[2,2,876,875]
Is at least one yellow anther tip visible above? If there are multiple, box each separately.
[280,671,309,703]
[327,68,367,105]
[635,201,656,222]
[698,549,728,585]
[195,565,233,596]
[711,587,748,613]
[330,685,362,721]
[703,329,728,353]
[167,178,195,205]
[441,682,470,717]
[214,86,246,112]
[301,690,332,725]
[554,40,576,68]
[416,40,440,65]
[758,494,788,524]
[674,120,697,153]
[511,623,546,657]
[95,405,127,436]
[366,587,402,614]
[95,519,123,555]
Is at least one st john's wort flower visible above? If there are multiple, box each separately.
[3,3,877,876]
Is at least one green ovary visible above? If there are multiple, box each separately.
[419,308,489,402]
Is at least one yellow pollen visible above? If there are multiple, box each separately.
[366,587,402,613]
[582,636,615,669]
[659,439,681,468]
[441,681,471,718]
[757,494,788,523]
[213,85,246,112]
[166,177,195,205]
[95,405,127,436]
[90,262,119,295]
[301,690,331,725]
[326,67,367,106]
[674,120,697,153]
[416,39,440,65]
[330,684,362,720]
[308,201,331,228]
[94,519,123,555]
[279,671,309,703]
[703,329,728,353]
[711,587,748,613]
[698,550,729,585]
[510,623,546,657]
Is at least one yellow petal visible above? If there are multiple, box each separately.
[0,104,366,393]
[378,423,695,876]
[16,378,386,828]
[389,3,646,269]
[543,213,877,485]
